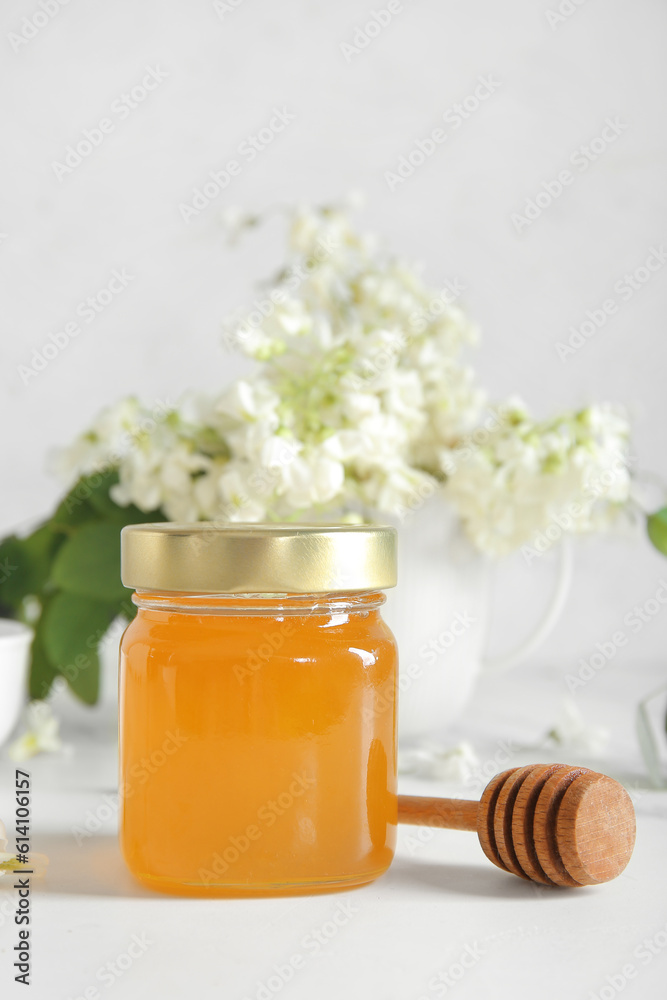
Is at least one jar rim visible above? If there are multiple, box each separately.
[131,589,387,615]
[121,522,397,595]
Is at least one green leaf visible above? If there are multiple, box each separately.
[647,508,667,557]
[83,468,122,518]
[66,642,101,705]
[0,466,161,706]
[41,591,116,704]
[28,613,59,702]
[0,523,63,611]
[51,468,120,532]
[51,492,99,533]
[52,469,166,533]
[51,522,128,603]
[107,504,168,530]
[104,502,167,527]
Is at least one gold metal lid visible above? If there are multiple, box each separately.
[120,523,397,594]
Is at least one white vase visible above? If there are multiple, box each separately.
[383,501,572,742]
[0,620,33,747]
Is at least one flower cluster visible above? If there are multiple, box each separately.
[55,204,632,554]
[442,401,631,555]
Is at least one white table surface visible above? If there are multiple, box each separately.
[1,657,665,1000]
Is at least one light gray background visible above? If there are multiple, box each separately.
[1,0,666,671]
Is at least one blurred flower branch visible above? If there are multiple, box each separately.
[0,201,661,708]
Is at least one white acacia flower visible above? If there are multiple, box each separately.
[289,209,323,254]
[398,740,480,782]
[281,453,345,509]
[110,439,210,519]
[191,463,226,518]
[0,819,49,879]
[51,397,144,484]
[444,404,631,555]
[545,699,609,757]
[9,701,62,762]
[369,464,437,517]
[217,379,280,423]
[217,466,267,521]
[340,391,381,421]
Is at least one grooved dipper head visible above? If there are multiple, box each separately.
[476,763,636,887]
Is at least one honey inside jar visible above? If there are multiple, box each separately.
[119,524,398,896]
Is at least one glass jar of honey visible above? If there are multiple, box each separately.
[119,523,398,896]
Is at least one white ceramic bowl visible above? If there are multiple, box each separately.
[0,620,32,746]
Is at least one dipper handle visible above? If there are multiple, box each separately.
[397,795,478,832]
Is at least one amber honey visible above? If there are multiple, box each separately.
[119,524,398,896]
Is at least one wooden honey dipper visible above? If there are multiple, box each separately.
[397,763,636,887]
